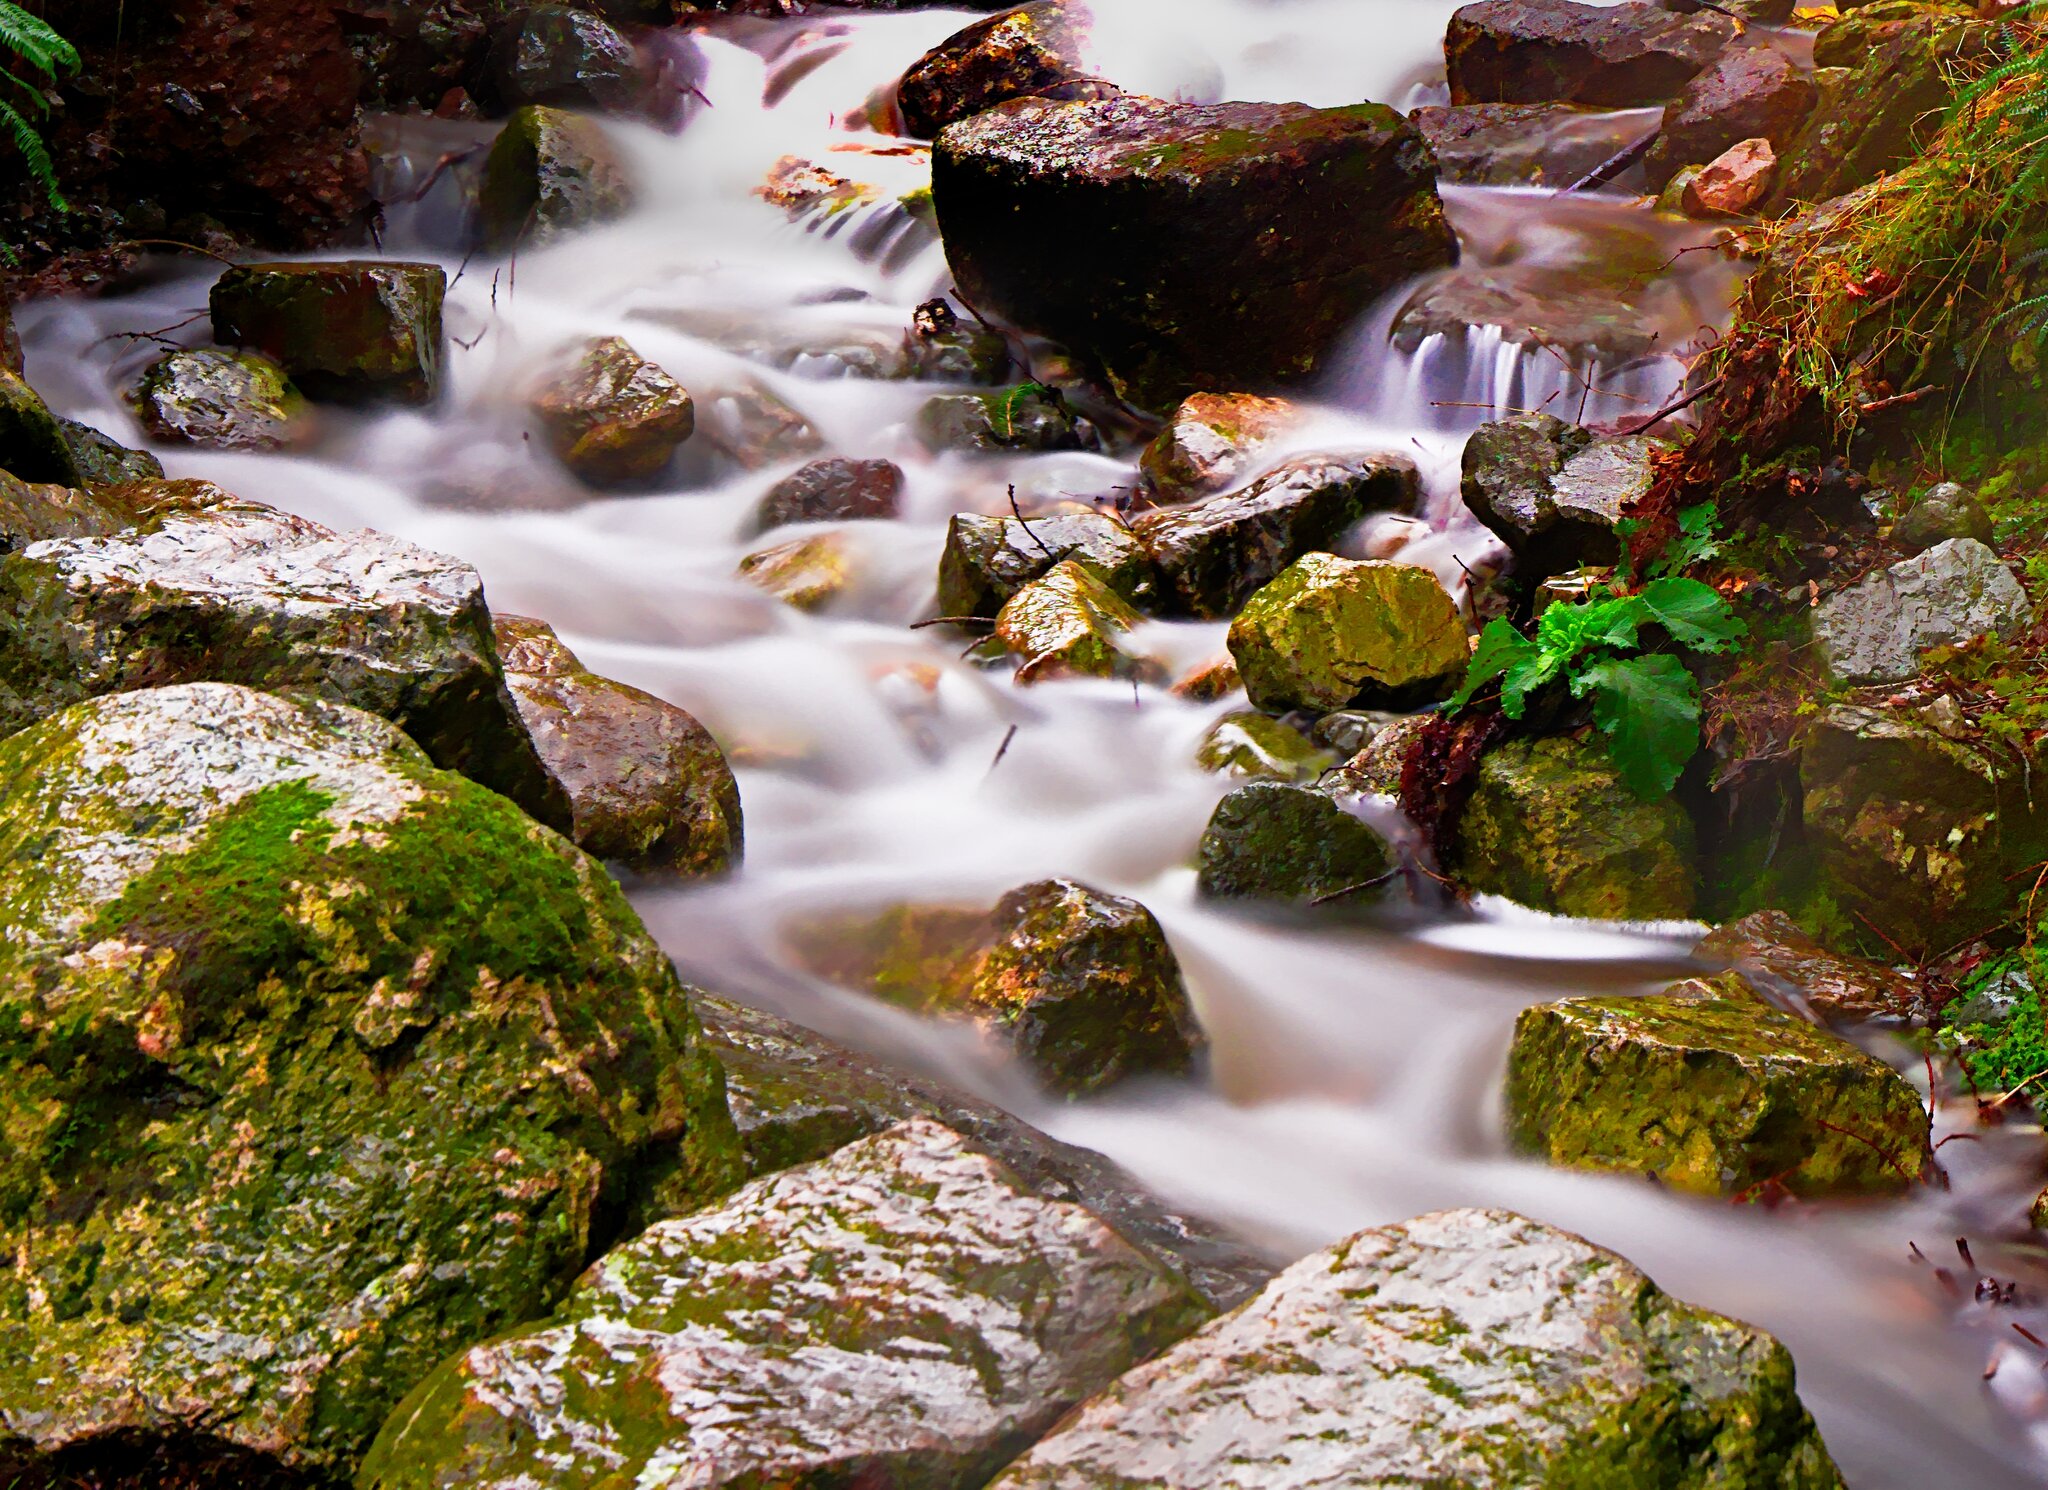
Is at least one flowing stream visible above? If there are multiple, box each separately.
[18,3,2048,1482]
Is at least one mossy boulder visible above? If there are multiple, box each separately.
[494,615,741,879]
[480,4,641,114]
[937,509,1154,619]
[0,364,91,486]
[1810,537,2029,686]
[897,0,1099,139]
[739,531,852,610]
[916,382,1096,453]
[0,480,553,818]
[1134,453,1420,620]
[1892,480,1993,553]
[1453,735,1696,920]
[132,347,310,451]
[1697,911,1927,1026]
[995,558,1154,684]
[1506,973,1930,1196]
[1446,0,1738,107]
[0,682,740,1482]
[361,1119,1212,1490]
[478,104,634,251]
[1227,553,1468,712]
[757,456,903,528]
[211,261,446,406]
[987,1206,1844,1490]
[58,417,165,486]
[530,335,694,488]
[1195,710,1335,783]
[933,95,1456,412]
[1196,780,1394,905]
[1138,391,1301,503]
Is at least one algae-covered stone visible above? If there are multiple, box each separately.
[987,1206,1844,1490]
[739,531,851,610]
[0,481,553,816]
[494,614,741,879]
[1697,910,1926,1026]
[361,1119,1213,1490]
[1453,734,1696,920]
[1135,453,1420,620]
[917,382,1096,453]
[1506,972,1929,1196]
[211,261,446,406]
[1138,390,1301,502]
[996,558,1153,683]
[1811,537,2029,686]
[55,418,164,485]
[531,334,694,487]
[478,104,634,251]
[0,363,82,484]
[1892,480,1993,553]
[1196,780,1394,904]
[1226,553,1468,712]
[0,683,740,1481]
[897,0,1097,139]
[132,346,310,450]
[1195,710,1335,783]
[937,509,1153,618]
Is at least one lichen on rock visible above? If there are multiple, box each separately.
[1227,553,1468,711]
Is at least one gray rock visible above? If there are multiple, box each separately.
[359,1119,1215,1490]
[1812,537,2029,685]
[917,383,1097,454]
[1893,480,1993,553]
[481,4,642,114]
[987,1207,1843,1490]
[1463,414,1668,578]
[1410,101,1661,186]
[937,509,1155,618]
[757,457,904,528]
[1446,0,1739,107]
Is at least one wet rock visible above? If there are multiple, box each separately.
[938,510,1154,618]
[1462,414,1666,577]
[1171,653,1241,701]
[1811,537,2029,686]
[934,95,1456,412]
[1196,780,1395,904]
[1656,162,1702,213]
[739,532,851,610]
[694,994,1273,1308]
[898,0,1100,139]
[698,380,825,468]
[758,456,904,528]
[1134,453,1420,620]
[1393,263,1666,366]
[1328,713,1433,796]
[996,558,1153,683]
[494,614,742,878]
[0,365,83,485]
[1453,734,1697,919]
[907,298,1014,382]
[1697,910,1927,1025]
[531,335,694,487]
[1801,704,2045,954]
[479,104,635,251]
[0,301,19,374]
[988,1206,1844,1490]
[0,480,552,815]
[1683,136,1778,216]
[1446,0,1737,107]
[1138,391,1301,503]
[210,261,446,406]
[479,4,642,114]
[1226,553,1469,712]
[1893,480,1994,553]
[55,420,165,486]
[1413,101,1665,187]
[0,682,739,1481]
[1507,972,1929,1195]
[132,347,309,451]
[362,1118,1211,1490]
[1643,45,1817,188]
[1195,710,1335,783]
[917,382,1097,453]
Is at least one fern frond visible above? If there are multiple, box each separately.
[0,2,78,80]
[0,96,63,210]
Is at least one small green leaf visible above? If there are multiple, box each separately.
[1574,653,1701,798]
[1446,618,1534,713]
[1634,576,1746,654]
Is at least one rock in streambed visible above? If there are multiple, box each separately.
[1226,553,1469,712]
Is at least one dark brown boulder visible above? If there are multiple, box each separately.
[1446,0,1736,107]
[932,95,1455,413]
[897,1,1104,140]
[478,4,643,114]
[1643,45,1817,188]
[210,261,446,405]
[757,457,904,528]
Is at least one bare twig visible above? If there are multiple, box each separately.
[1309,870,1398,906]
[1008,484,1054,558]
[910,615,996,630]
[1618,374,1725,436]
[986,723,1018,775]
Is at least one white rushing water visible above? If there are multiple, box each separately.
[19,3,2048,1482]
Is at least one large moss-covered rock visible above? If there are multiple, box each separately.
[1454,735,1696,919]
[933,95,1455,412]
[478,104,634,251]
[211,261,446,406]
[1506,973,1929,1196]
[996,558,1154,684]
[57,418,165,486]
[916,382,1096,453]
[0,683,740,1482]
[1227,553,1468,712]
[897,0,1098,139]
[0,480,552,817]
[987,1206,1844,1490]
[132,347,310,450]
[530,335,694,487]
[1446,0,1737,107]
[937,509,1154,618]
[0,364,85,485]
[1134,453,1419,619]
[494,615,741,879]
[362,1119,1213,1490]
[1195,709,1335,783]
[1810,537,2029,686]
[1137,391,1301,503]
[1196,780,1394,904]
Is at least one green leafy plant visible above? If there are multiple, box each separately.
[0,0,76,210]
[1446,576,1747,797]
[1942,965,2048,1105]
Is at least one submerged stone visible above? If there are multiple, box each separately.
[897,0,1100,139]
[934,95,1455,412]
[739,531,852,610]
[1446,0,1737,107]
[1810,537,2029,686]
[531,335,694,487]
[937,509,1153,618]
[132,347,310,451]
[1410,101,1662,186]
[988,1206,1844,1490]
[1697,910,1927,1026]
[0,683,739,1481]
[1506,972,1929,1196]
[1195,709,1335,783]
[697,379,825,469]
[478,104,634,251]
[494,614,742,879]
[1395,264,1667,367]
[1452,734,1696,920]
[1138,391,1302,503]
[757,456,904,528]
[916,382,1096,453]
[1226,553,1468,712]
[1196,780,1394,905]
[211,260,446,406]
[995,558,1153,683]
